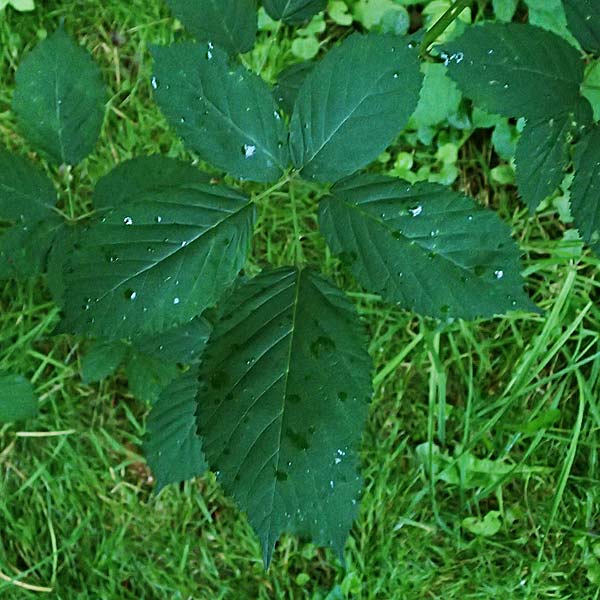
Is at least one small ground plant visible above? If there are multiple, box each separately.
[1,0,598,568]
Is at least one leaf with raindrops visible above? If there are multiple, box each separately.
[12,29,106,165]
[443,23,585,120]
[196,267,373,566]
[165,0,258,55]
[563,0,600,53]
[151,42,289,183]
[60,182,255,339]
[320,174,536,320]
[289,33,423,182]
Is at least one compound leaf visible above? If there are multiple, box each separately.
[564,0,600,53]
[0,374,38,423]
[152,43,289,182]
[571,124,600,255]
[515,114,572,212]
[320,175,535,320]
[197,267,372,565]
[165,0,257,55]
[12,29,105,165]
[443,23,584,120]
[61,183,254,339]
[144,371,208,491]
[289,33,423,183]
[93,156,211,211]
[263,0,327,24]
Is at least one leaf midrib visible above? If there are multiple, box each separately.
[88,199,252,304]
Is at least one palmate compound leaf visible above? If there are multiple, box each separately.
[571,124,600,255]
[443,23,585,120]
[319,175,536,320]
[564,0,600,53]
[12,29,105,166]
[152,43,289,183]
[60,183,255,340]
[197,267,373,566]
[81,317,211,403]
[515,99,593,212]
[0,148,62,279]
[165,0,257,55]
[0,374,38,423]
[289,33,423,183]
[263,0,327,24]
[145,371,208,491]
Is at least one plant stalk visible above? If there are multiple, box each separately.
[419,0,473,57]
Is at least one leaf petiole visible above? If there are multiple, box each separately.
[420,0,472,57]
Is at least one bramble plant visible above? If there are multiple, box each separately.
[1,0,598,566]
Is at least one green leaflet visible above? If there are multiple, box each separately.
[93,156,211,211]
[12,29,105,165]
[0,374,38,422]
[410,62,462,129]
[61,183,255,339]
[444,23,584,120]
[263,0,327,24]
[571,124,600,255]
[152,43,289,183]
[564,0,600,53]
[492,0,518,22]
[289,33,423,183]
[81,339,129,384]
[197,267,373,566]
[144,371,208,491]
[515,115,572,212]
[273,61,314,115]
[0,148,61,280]
[165,0,257,55]
[82,317,211,403]
[320,175,535,320]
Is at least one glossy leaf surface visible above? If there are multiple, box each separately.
[197,267,372,565]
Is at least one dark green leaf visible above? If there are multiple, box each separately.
[93,156,211,211]
[81,339,128,384]
[144,371,208,491]
[515,115,572,212]
[444,23,584,119]
[0,148,61,280]
[12,29,106,165]
[273,61,314,115]
[46,223,79,306]
[0,148,56,221]
[165,0,257,55]
[564,0,600,53]
[152,43,289,182]
[571,124,600,254]
[61,183,255,339]
[289,33,423,182]
[132,316,211,365]
[197,267,373,566]
[320,175,535,320]
[0,374,38,422]
[263,0,327,24]
[125,354,180,404]
[126,317,212,403]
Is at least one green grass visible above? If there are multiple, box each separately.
[1,1,600,598]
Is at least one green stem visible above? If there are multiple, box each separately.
[289,180,305,266]
[252,174,292,204]
[419,0,473,57]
